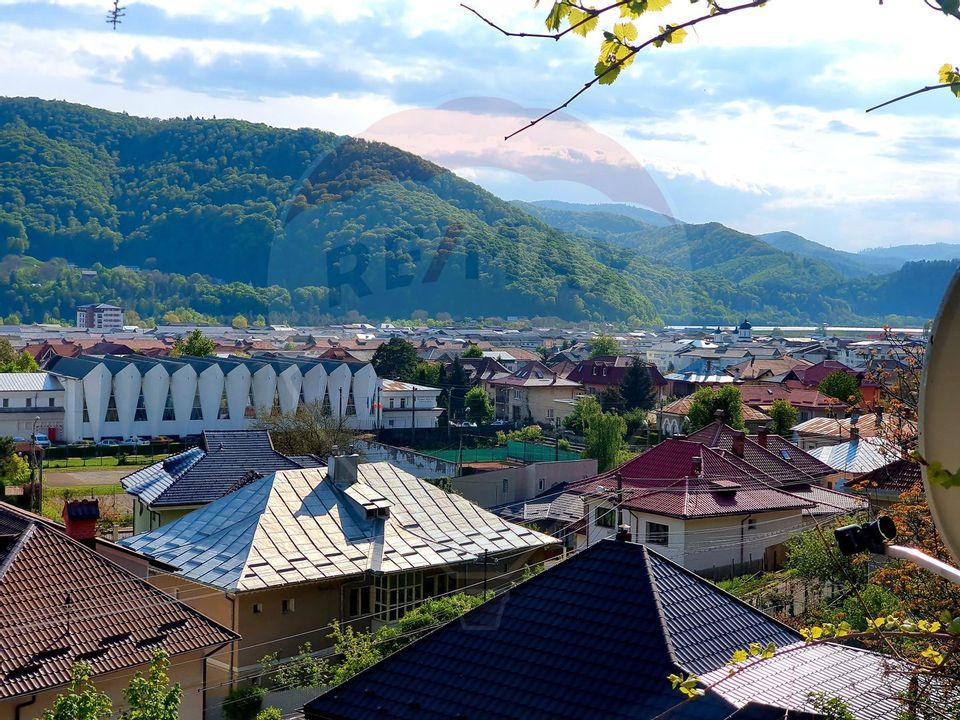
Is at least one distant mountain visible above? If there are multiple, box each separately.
[521,200,677,228]
[859,243,960,265]
[0,97,951,326]
[757,231,900,277]
[520,200,955,324]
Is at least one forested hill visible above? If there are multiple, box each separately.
[0,97,949,325]
[0,96,657,324]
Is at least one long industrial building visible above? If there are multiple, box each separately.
[45,354,379,443]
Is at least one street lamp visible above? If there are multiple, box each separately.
[31,416,42,513]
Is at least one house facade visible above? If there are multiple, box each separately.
[483,362,581,427]
[378,379,443,429]
[0,373,65,441]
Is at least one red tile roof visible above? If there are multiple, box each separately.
[662,396,772,423]
[738,385,849,411]
[792,360,857,387]
[846,459,921,497]
[568,441,814,519]
[0,504,236,700]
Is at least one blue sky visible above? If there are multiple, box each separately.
[1,0,959,252]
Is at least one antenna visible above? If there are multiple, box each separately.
[106,0,126,30]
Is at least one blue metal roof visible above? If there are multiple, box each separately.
[45,355,102,380]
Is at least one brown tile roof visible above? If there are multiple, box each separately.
[846,459,921,496]
[0,504,236,700]
[663,397,772,423]
[486,361,581,389]
[738,385,849,411]
[791,413,913,441]
[726,357,812,382]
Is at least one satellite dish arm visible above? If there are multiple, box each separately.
[883,544,960,585]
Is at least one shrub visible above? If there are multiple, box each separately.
[255,709,282,720]
[223,685,266,720]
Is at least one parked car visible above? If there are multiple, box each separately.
[97,438,120,447]
[489,419,511,427]
[122,436,145,447]
[32,433,51,449]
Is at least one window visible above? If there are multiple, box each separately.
[423,572,455,599]
[162,388,176,421]
[48,397,55,408]
[646,522,669,546]
[399,397,406,409]
[104,392,117,422]
[747,518,757,531]
[348,587,371,618]
[252,603,263,614]
[387,419,394,427]
[191,387,204,421]
[546,408,554,420]
[134,389,147,422]
[375,571,423,622]
[388,398,395,409]
[282,598,295,614]
[25,398,31,408]
[538,478,544,491]
[595,505,616,528]
[217,386,230,420]
[513,389,522,401]
[502,478,508,494]
[1,399,7,408]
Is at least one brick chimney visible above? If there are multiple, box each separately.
[850,425,860,441]
[62,499,99,547]
[714,409,725,424]
[756,426,769,448]
[691,455,702,477]
[732,431,746,458]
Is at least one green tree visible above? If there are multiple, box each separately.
[588,333,621,359]
[446,356,468,387]
[620,358,655,411]
[686,386,745,431]
[232,314,249,329]
[768,399,799,436]
[784,522,866,587]
[464,386,494,424]
[583,410,626,472]
[170,329,215,357]
[563,395,602,436]
[119,651,181,720]
[598,385,624,413]
[42,663,112,720]
[260,642,329,691]
[0,338,38,372]
[461,344,483,359]
[818,371,862,404]
[371,338,419,380]
[255,710,282,720]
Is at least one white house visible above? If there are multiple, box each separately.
[378,379,443,429]
[0,373,65,440]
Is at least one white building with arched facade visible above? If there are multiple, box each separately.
[46,353,380,443]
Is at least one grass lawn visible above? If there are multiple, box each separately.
[43,454,168,471]
[44,483,125,498]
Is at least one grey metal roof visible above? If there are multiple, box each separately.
[0,373,63,392]
[120,461,556,592]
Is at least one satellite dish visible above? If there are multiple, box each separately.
[919,269,960,565]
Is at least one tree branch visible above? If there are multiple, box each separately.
[866,83,953,112]
[460,1,629,41]
[490,0,769,140]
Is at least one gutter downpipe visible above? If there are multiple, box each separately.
[15,694,37,720]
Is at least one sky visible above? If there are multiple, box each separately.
[1,0,960,251]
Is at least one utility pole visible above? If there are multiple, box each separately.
[616,471,623,527]
[483,549,489,597]
[411,387,416,446]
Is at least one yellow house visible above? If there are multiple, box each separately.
[484,361,581,427]
[120,456,558,683]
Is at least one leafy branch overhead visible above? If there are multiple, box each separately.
[466,0,960,138]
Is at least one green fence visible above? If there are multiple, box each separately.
[423,441,582,464]
[37,441,195,469]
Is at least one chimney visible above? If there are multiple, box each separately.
[850,425,860,441]
[62,499,99,547]
[714,409,725,424]
[732,431,746,458]
[615,524,632,542]
[328,452,360,485]
[757,426,769,448]
[691,455,702,477]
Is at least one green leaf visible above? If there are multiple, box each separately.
[762,642,777,659]
[938,0,960,15]
[748,642,762,657]
[730,649,748,664]
[544,1,570,31]
[595,62,622,85]
[568,7,599,36]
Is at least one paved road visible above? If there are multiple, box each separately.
[44,468,133,487]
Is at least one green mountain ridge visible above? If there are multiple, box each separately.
[0,96,951,326]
